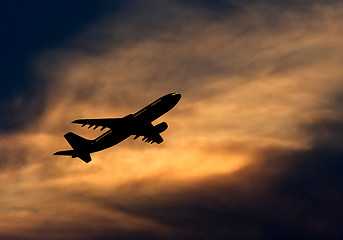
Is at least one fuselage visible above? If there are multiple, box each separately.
[89,93,181,153]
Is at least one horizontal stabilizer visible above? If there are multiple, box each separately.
[53,132,93,163]
[53,150,92,163]
[54,150,74,156]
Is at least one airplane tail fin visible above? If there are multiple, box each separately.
[64,132,91,150]
[54,132,93,163]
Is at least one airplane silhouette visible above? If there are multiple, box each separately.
[54,93,181,163]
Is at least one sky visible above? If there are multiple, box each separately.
[1,0,343,239]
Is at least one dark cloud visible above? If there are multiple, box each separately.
[0,1,126,133]
[304,116,343,149]
[90,144,342,239]
[176,0,241,19]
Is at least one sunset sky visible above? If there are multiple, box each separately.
[1,0,343,239]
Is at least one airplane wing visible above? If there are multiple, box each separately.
[134,131,164,144]
[132,122,168,144]
[72,114,133,130]
[73,114,168,144]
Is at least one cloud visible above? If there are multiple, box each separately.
[0,147,27,173]
[73,115,343,240]
[1,0,343,239]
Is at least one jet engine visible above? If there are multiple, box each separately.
[154,122,168,133]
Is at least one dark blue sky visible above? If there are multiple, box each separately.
[0,1,125,132]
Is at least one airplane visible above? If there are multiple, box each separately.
[54,93,181,163]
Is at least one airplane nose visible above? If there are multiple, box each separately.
[173,93,181,102]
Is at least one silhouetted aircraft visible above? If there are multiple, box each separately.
[54,93,181,163]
